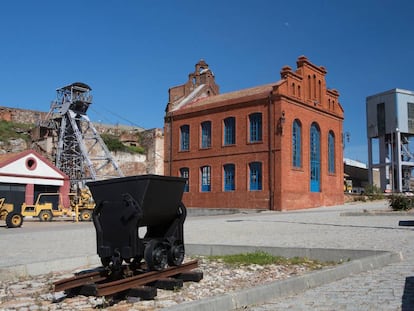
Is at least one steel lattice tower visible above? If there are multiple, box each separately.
[44,82,124,188]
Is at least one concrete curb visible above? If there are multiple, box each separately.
[0,255,100,282]
[187,208,265,217]
[340,210,414,216]
[165,244,403,311]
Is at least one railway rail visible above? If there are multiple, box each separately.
[53,260,202,300]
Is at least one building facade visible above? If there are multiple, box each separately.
[164,56,344,211]
[0,149,71,208]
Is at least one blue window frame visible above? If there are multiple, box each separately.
[292,119,301,167]
[310,123,321,192]
[224,164,235,191]
[201,121,211,148]
[249,113,262,142]
[328,131,335,173]
[201,166,211,192]
[180,167,189,192]
[180,125,189,151]
[249,162,262,191]
[224,117,236,145]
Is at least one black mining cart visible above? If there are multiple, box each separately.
[87,174,187,271]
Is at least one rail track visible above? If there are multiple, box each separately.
[53,260,202,300]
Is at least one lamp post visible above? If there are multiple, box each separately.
[277,110,286,135]
[342,132,350,150]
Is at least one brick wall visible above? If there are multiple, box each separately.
[167,100,271,209]
[165,56,344,211]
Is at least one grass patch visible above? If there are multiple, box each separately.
[101,133,145,154]
[205,251,334,269]
[0,120,32,142]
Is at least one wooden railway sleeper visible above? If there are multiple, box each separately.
[53,260,200,299]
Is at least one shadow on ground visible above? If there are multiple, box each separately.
[402,276,414,311]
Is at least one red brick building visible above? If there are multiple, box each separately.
[164,56,344,211]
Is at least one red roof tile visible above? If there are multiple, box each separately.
[181,82,281,110]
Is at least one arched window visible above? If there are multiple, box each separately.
[328,131,335,173]
[180,167,189,192]
[180,125,190,151]
[249,162,262,191]
[292,119,302,167]
[310,123,321,192]
[201,166,211,192]
[223,164,235,191]
[201,121,211,148]
[249,113,262,142]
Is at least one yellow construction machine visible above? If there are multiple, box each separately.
[70,188,95,221]
[20,193,73,221]
[0,198,23,228]
[0,190,95,228]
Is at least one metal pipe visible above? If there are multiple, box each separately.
[267,94,274,210]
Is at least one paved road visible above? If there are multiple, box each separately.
[1,200,414,310]
[184,201,414,310]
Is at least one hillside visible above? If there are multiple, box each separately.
[0,118,164,176]
[0,120,32,153]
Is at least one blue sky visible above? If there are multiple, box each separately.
[1,0,413,163]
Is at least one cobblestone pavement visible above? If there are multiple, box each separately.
[236,258,414,311]
[224,202,414,311]
[1,200,414,310]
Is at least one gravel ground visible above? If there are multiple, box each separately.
[0,256,329,311]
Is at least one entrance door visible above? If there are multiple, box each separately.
[0,183,26,212]
[310,123,320,192]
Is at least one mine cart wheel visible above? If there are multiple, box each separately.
[130,256,143,270]
[168,240,185,266]
[38,210,53,222]
[5,212,23,228]
[79,209,92,221]
[144,240,168,271]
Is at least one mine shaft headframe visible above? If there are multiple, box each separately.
[56,82,93,116]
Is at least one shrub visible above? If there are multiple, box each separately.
[388,194,414,211]
[126,145,145,154]
[101,133,146,154]
[364,184,384,201]
[101,134,126,152]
